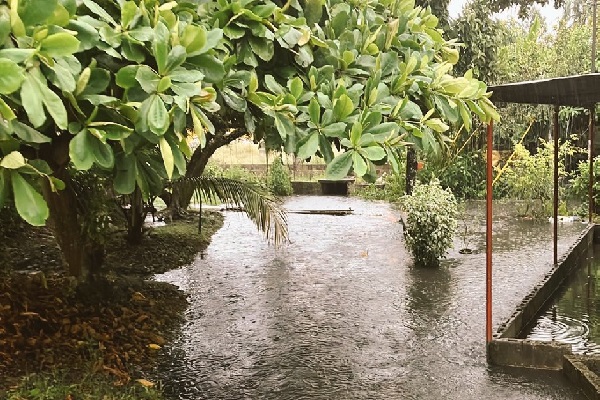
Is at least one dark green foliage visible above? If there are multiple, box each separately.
[418,151,487,200]
[452,1,506,83]
[488,0,564,16]
[569,155,600,212]
[268,157,293,197]
[355,171,406,202]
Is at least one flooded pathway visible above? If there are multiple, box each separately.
[155,196,587,399]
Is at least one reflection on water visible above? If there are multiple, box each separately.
[154,197,587,400]
[527,245,600,354]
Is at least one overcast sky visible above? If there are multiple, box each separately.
[448,0,564,26]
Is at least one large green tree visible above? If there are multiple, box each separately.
[0,0,498,280]
[170,0,500,210]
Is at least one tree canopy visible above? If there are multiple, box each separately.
[0,0,498,277]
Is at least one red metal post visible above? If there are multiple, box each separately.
[553,105,559,265]
[590,106,596,223]
[486,121,493,344]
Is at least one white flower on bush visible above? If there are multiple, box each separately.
[402,179,458,266]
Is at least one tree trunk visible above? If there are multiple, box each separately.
[43,168,104,281]
[405,146,417,195]
[126,186,146,245]
[169,147,212,215]
[169,128,247,214]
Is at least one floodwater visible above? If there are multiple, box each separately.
[154,196,588,399]
[527,245,600,354]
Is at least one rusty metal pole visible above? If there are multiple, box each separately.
[486,121,493,344]
[553,105,559,265]
[590,108,596,223]
[590,0,597,223]
[592,0,597,74]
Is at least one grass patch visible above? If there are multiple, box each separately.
[4,370,162,400]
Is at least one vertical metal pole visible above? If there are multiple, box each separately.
[486,121,493,344]
[591,0,597,223]
[553,105,559,265]
[592,0,597,74]
[589,107,596,223]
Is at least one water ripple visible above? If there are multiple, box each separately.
[154,197,587,400]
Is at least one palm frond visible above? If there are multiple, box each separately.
[181,176,289,246]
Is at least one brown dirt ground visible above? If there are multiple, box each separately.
[0,211,224,391]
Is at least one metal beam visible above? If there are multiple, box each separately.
[486,121,493,344]
[553,105,559,265]
[590,107,596,223]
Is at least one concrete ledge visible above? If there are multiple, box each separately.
[564,355,600,400]
[488,339,571,370]
[291,181,321,195]
[495,224,596,341]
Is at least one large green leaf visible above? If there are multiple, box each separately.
[20,74,45,128]
[325,151,353,179]
[0,59,24,94]
[164,45,187,74]
[308,98,320,125]
[318,134,334,163]
[333,94,354,121]
[79,68,110,95]
[352,151,367,177]
[12,121,51,143]
[88,122,133,140]
[114,153,136,194]
[68,20,100,51]
[135,66,160,93]
[90,133,114,169]
[147,95,169,135]
[116,65,140,89]
[18,0,58,25]
[69,129,95,170]
[273,113,295,140]
[159,137,174,179]
[121,0,137,29]
[248,36,274,61]
[361,145,386,161]
[180,25,206,54]
[169,67,204,83]
[0,151,26,169]
[40,78,68,130]
[321,122,347,138]
[82,0,116,25]
[40,33,80,57]
[187,54,225,83]
[297,131,319,160]
[153,22,169,74]
[10,172,49,226]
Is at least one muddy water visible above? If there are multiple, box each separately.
[527,245,600,354]
[154,196,587,399]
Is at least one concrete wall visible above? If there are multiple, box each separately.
[563,355,600,400]
[494,224,595,341]
[488,224,596,370]
[488,339,571,370]
[291,181,322,195]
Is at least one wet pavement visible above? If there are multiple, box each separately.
[155,196,588,399]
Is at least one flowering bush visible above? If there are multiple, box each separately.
[402,180,458,266]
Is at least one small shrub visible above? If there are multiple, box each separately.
[401,180,458,267]
[355,171,406,202]
[569,155,600,208]
[268,156,293,196]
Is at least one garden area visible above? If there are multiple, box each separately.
[0,0,599,399]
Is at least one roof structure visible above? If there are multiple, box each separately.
[488,73,600,106]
